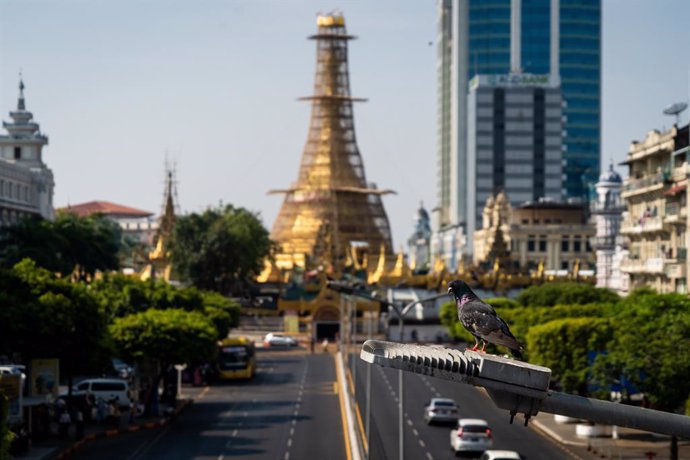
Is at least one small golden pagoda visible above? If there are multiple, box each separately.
[269,12,395,275]
[141,166,178,282]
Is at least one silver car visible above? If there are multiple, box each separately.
[423,397,459,424]
[449,418,494,455]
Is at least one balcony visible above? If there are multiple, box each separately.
[589,235,616,249]
[621,172,667,199]
[620,217,665,235]
[665,259,687,279]
[620,257,664,274]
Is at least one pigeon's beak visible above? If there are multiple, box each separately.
[447,287,453,296]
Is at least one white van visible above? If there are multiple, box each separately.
[72,378,132,408]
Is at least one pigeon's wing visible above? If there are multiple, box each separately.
[461,301,521,350]
[480,315,522,350]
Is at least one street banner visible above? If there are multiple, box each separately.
[29,358,59,397]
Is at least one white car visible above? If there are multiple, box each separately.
[71,378,132,408]
[264,333,298,347]
[479,450,522,460]
[449,418,493,455]
[423,397,459,424]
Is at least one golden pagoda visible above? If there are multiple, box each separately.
[141,166,178,282]
[269,12,394,275]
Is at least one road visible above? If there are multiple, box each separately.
[73,349,346,460]
[71,346,591,460]
[350,352,588,460]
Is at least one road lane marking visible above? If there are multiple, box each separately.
[232,429,238,437]
[412,428,418,436]
[407,419,413,427]
[197,386,210,399]
[284,452,290,460]
[419,439,426,448]
[334,354,353,460]
[354,400,368,454]
[291,419,296,426]
[287,438,292,447]
[217,456,224,460]
[290,427,295,436]
[426,452,433,460]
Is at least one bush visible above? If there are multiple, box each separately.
[516,282,620,307]
[527,317,612,395]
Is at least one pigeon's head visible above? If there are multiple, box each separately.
[447,279,473,300]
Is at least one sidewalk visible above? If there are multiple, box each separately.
[14,388,199,460]
[531,412,690,459]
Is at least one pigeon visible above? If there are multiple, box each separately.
[448,279,523,360]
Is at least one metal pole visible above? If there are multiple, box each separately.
[352,297,357,399]
[398,365,404,460]
[365,310,372,460]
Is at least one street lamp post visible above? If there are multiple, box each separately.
[387,290,449,460]
[326,281,448,460]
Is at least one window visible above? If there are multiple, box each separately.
[13,146,21,160]
[539,239,547,252]
[528,236,535,252]
[562,238,569,252]
[533,219,540,224]
[92,382,126,392]
[561,261,569,270]
[522,219,528,224]
[573,238,581,252]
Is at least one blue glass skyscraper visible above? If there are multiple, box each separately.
[435,0,601,250]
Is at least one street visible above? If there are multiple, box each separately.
[350,352,589,460]
[69,347,597,460]
[72,349,345,460]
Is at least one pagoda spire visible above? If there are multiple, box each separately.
[269,12,395,272]
[17,74,26,111]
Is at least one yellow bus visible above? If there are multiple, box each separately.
[216,337,256,380]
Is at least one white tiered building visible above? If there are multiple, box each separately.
[590,162,629,293]
[0,79,54,225]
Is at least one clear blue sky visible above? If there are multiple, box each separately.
[1,0,688,249]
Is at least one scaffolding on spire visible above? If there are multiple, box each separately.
[269,13,395,275]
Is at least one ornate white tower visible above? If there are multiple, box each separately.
[407,202,432,272]
[590,161,625,289]
[0,77,54,221]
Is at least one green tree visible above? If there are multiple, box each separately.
[0,260,111,390]
[0,212,121,280]
[169,204,274,295]
[592,292,690,460]
[527,317,611,395]
[516,282,620,307]
[90,274,240,338]
[109,308,218,414]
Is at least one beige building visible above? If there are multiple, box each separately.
[619,124,688,294]
[474,192,595,271]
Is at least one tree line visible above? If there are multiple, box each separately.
[0,204,273,423]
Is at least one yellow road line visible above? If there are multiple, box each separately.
[334,354,353,460]
[354,400,368,454]
[345,367,368,454]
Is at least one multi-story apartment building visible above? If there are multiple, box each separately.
[619,123,689,294]
[434,0,601,262]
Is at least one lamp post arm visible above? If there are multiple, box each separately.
[400,292,450,317]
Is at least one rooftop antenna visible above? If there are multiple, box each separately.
[663,101,688,126]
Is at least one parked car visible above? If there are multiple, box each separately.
[423,397,459,424]
[479,450,522,460]
[70,378,132,408]
[264,333,298,347]
[449,418,493,455]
